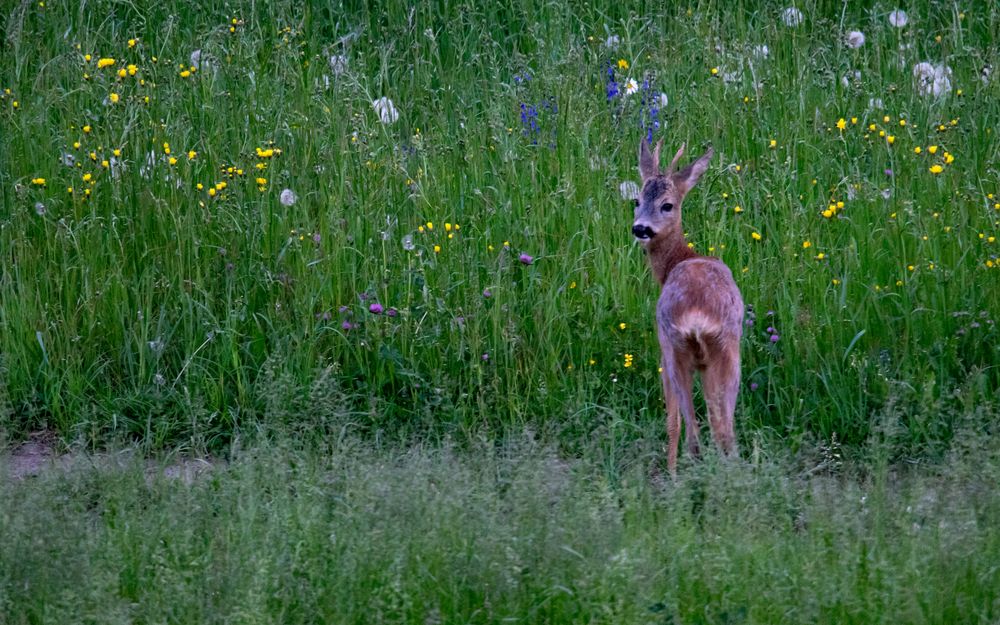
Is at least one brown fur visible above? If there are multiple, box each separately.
[633,140,744,475]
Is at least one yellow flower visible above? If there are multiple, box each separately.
[84,54,92,62]
[445,222,452,232]
[802,241,812,248]
[73,141,81,149]
[887,135,895,145]
[208,188,216,197]
[179,70,191,78]
[426,221,434,230]
[97,58,115,69]
[83,125,91,133]
[619,323,626,330]
[188,150,197,160]
[913,146,922,154]
[815,252,825,260]
[101,159,109,168]
[928,145,938,154]
[433,244,441,253]
[256,177,267,185]
[117,68,127,78]
[128,38,137,48]
[836,118,847,130]
[128,64,138,76]
[112,148,121,157]
[751,231,762,241]
[851,117,858,124]
[899,119,906,127]
[733,205,743,213]
[617,59,629,70]
[882,115,890,123]
[109,92,119,103]
[929,164,943,174]
[82,173,92,182]
[196,183,204,190]
[31,177,46,186]
[710,67,719,75]
[944,152,954,164]
[769,139,777,148]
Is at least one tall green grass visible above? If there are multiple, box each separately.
[3,432,1000,623]
[1,0,998,451]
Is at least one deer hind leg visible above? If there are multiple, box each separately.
[702,343,740,458]
[660,356,681,476]
[667,352,700,461]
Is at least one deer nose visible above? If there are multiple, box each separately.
[632,224,654,239]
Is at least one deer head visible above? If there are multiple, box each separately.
[632,140,713,245]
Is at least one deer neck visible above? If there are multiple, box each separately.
[647,226,698,286]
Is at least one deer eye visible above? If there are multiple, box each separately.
[634,199,640,208]
[660,202,674,212]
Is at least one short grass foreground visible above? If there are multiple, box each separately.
[3,435,1000,624]
[1,1,998,451]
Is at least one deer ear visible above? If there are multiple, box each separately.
[672,147,713,192]
[638,138,663,181]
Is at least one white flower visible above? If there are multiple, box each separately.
[981,65,992,84]
[604,34,620,49]
[623,78,639,95]
[841,70,861,87]
[61,152,75,167]
[656,92,668,108]
[35,202,46,216]
[401,234,415,251]
[328,54,348,75]
[913,62,952,97]
[888,9,908,28]
[619,181,639,201]
[279,188,297,206]
[722,70,739,84]
[782,7,804,27]
[190,49,202,69]
[846,31,865,48]
[372,96,399,124]
[868,97,884,110]
[752,44,770,59]
[881,188,892,200]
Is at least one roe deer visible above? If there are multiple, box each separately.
[633,139,743,475]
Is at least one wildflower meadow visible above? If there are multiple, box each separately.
[2,1,999,622]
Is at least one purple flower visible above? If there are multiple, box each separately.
[386,307,398,317]
[369,303,384,314]
[770,334,780,343]
[312,232,321,243]
[315,311,332,321]
[884,168,894,177]
[519,253,534,265]
[481,353,490,361]
[339,305,350,314]
[750,382,759,391]
[341,320,354,330]
[482,289,492,298]
[766,326,775,334]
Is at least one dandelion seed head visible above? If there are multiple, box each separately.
[888,9,908,28]
[782,7,804,27]
[279,188,297,206]
[372,96,399,124]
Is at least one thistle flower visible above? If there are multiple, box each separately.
[846,31,865,48]
[279,188,297,206]
[888,9,908,27]
[369,303,384,314]
[519,253,534,265]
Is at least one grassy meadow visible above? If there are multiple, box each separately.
[2,0,1000,621]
